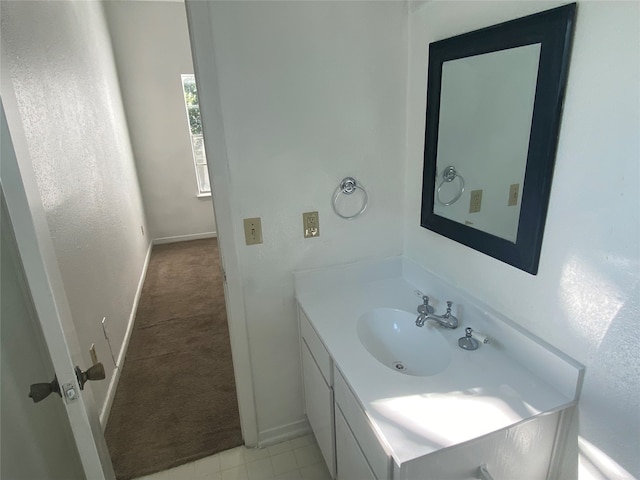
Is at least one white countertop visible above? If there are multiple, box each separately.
[294,257,582,467]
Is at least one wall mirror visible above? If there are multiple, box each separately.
[420,4,576,274]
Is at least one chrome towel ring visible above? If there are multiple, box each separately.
[332,177,368,219]
[436,166,465,206]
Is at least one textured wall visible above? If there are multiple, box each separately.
[103,1,216,241]
[206,1,407,436]
[1,0,150,409]
[405,1,640,477]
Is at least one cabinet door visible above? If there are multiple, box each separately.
[302,341,336,477]
[336,407,377,480]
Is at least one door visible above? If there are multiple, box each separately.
[1,192,85,479]
[1,98,114,478]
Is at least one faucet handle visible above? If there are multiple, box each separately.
[418,296,434,315]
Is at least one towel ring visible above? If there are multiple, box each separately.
[436,166,465,206]
[332,177,368,219]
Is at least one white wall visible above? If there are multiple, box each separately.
[1,0,150,411]
[103,1,216,242]
[203,1,408,438]
[405,2,639,477]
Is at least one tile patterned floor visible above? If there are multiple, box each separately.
[135,434,332,480]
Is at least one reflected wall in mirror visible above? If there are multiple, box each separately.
[421,3,576,274]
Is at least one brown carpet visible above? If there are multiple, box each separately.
[105,238,243,480]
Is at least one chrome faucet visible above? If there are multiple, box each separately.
[416,298,459,329]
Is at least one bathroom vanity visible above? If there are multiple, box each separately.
[294,257,583,480]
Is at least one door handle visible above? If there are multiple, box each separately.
[28,376,62,403]
[74,362,105,390]
[29,362,106,403]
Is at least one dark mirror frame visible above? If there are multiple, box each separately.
[420,4,576,275]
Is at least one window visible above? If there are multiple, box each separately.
[181,74,211,196]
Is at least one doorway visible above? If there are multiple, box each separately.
[0,0,254,478]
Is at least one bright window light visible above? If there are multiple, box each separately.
[181,74,211,196]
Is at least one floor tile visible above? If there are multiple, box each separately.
[274,469,303,480]
[271,450,298,476]
[220,446,246,470]
[267,440,292,457]
[289,434,314,450]
[299,463,331,480]
[293,444,323,468]
[246,457,275,480]
[221,464,249,480]
[164,461,196,479]
[194,453,222,478]
[244,446,271,463]
[195,470,223,480]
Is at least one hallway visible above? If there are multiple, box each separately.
[105,239,242,479]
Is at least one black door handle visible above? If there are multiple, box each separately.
[28,376,62,403]
[75,362,106,390]
[29,362,106,403]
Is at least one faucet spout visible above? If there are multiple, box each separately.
[415,300,459,329]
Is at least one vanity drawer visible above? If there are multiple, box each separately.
[399,410,561,480]
[299,307,332,385]
[334,367,390,480]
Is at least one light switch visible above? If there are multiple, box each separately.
[243,217,263,245]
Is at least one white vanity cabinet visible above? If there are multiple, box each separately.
[295,258,582,480]
[298,301,576,480]
[299,308,336,478]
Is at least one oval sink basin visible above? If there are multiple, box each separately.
[357,308,451,376]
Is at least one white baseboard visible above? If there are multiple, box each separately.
[99,241,153,428]
[257,419,311,448]
[153,231,217,245]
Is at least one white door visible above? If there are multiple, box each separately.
[1,191,84,479]
[1,99,114,479]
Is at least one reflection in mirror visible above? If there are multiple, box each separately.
[421,4,576,274]
[434,44,541,242]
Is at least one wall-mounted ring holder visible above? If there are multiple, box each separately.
[436,166,465,206]
[332,177,368,219]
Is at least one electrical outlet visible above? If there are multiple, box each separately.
[243,217,263,245]
[469,189,483,213]
[303,211,319,238]
[508,183,520,206]
[89,344,98,365]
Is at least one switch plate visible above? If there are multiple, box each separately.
[303,211,319,238]
[508,183,520,206]
[243,217,263,245]
[469,190,483,213]
[89,344,98,365]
